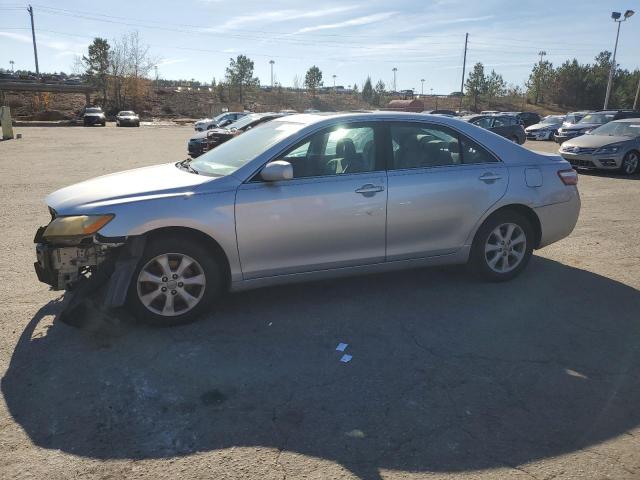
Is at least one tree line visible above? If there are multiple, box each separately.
[466,50,640,111]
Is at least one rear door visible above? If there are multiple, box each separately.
[386,122,508,260]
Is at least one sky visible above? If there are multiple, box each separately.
[1,0,639,94]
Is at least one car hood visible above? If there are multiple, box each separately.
[563,135,631,148]
[561,123,601,131]
[526,122,561,130]
[46,163,234,214]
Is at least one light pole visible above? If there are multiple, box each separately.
[420,78,425,96]
[392,67,397,92]
[154,65,158,86]
[332,74,336,89]
[269,60,275,88]
[604,9,634,109]
[9,60,15,72]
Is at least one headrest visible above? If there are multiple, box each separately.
[336,138,356,157]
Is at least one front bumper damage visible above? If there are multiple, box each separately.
[34,227,145,308]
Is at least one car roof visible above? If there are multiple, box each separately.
[610,118,640,123]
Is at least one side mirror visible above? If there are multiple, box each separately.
[260,161,293,182]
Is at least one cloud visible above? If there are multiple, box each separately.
[293,12,396,34]
[215,5,359,31]
[156,58,188,67]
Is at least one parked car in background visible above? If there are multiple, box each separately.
[555,110,640,143]
[481,110,500,115]
[194,112,247,131]
[563,111,588,127]
[512,112,541,128]
[34,112,580,326]
[115,111,140,127]
[525,115,566,141]
[188,113,284,157]
[422,109,457,116]
[462,114,526,144]
[82,107,106,126]
[559,118,640,175]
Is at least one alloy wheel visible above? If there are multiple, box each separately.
[484,223,527,273]
[136,253,206,316]
[622,152,639,175]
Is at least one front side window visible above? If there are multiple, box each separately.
[276,125,377,178]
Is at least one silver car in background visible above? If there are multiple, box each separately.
[34,113,581,326]
[559,118,640,175]
[525,115,566,141]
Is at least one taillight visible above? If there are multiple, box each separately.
[557,168,578,185]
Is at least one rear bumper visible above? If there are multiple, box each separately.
[535,190,581,248]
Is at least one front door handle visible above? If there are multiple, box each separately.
[355,184,385,195]
[479,173,502,183]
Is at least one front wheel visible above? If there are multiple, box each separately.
[469,211,534,282]
[620,151,639,175]
[127,237,223,326]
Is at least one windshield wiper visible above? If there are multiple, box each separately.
[176,158,199,174]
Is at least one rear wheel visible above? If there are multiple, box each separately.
[620,151,639,175]
[470,211,534,282]
[127,237,223,326]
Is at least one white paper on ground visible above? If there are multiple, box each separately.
[340,354,352,363]
[336,343,348,352]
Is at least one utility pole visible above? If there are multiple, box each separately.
[269,60,275,88]
[420,78,425,95]
[459,33,468,110]
[27,5,39,78]
[392,67,397,92]
[332,74,336,88]
[634,73,640,110]
[154,65,159,86]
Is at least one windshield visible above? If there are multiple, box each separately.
[190,121,304,176]
[579,113,615,125]
[213,112,231,122]
[85,108,102,113]
[590,121,640,137]
[118,111,135,116]
[226,114,263,130]
[541,115,564,124]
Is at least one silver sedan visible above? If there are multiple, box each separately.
[34,113,581,326]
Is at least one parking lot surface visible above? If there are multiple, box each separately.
[1,127,639,480]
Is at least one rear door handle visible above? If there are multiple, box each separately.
[479,173,502,183]
[355,184,385,194]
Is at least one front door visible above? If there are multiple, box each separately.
[385,122,508,260]
[235,123,387,279]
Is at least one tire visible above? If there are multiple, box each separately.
[469,210,534,282]
[619,150,639,176]
[126,236,223,326]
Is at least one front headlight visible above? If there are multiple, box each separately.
[595,144,621,154]
[43,214,114,239]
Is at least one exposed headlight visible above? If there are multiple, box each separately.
[595,144,621,154]
[43,214,114,239]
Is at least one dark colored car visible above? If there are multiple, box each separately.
[502,111,541,127]
[462,114,526,144]
[555,110,640,144]
[188,113,284,157]
[82,107,106,126]
[422,109,457,116]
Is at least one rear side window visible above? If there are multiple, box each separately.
[389,122,499,169]
[472,117,493,129]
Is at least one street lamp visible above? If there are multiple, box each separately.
[420,78,425,96]
[604,9,634,109]
[9,60,15,72]
[392,67,397,92]
[332,74,336,89]
[269,60,275,87]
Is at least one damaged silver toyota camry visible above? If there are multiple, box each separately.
[34,112,581,326]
